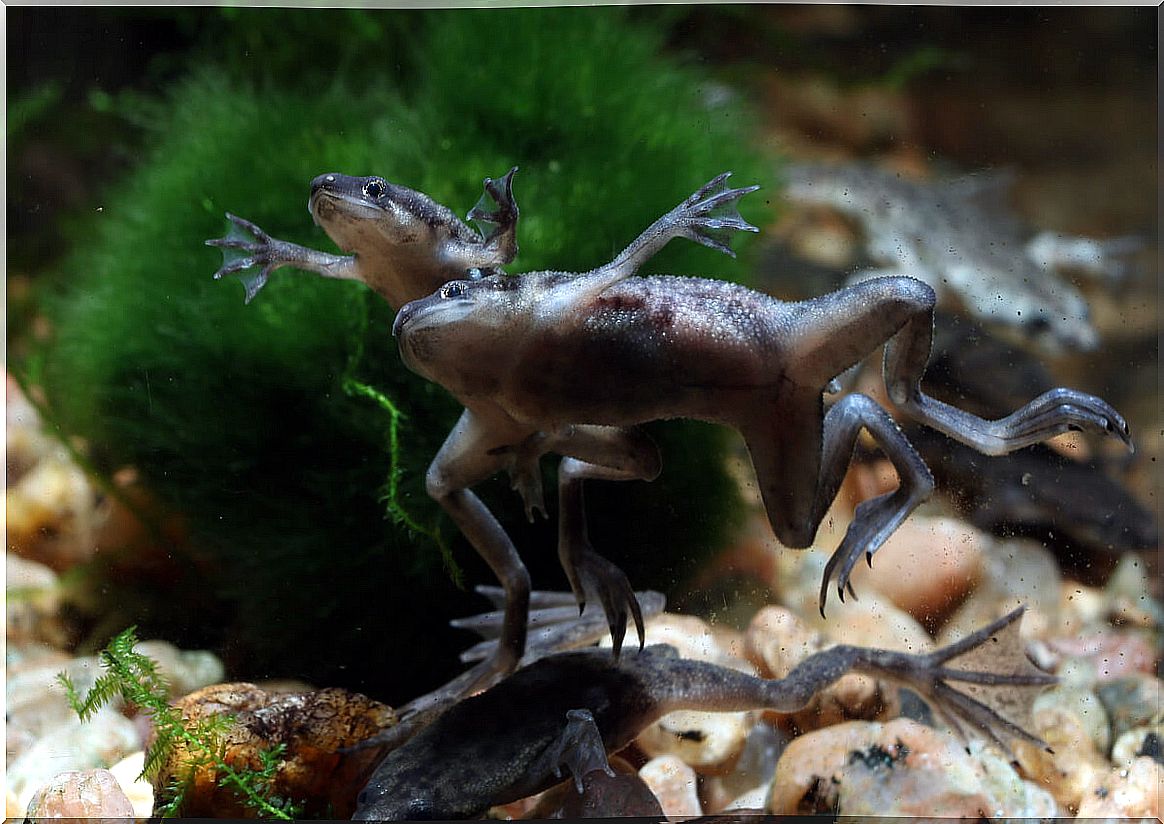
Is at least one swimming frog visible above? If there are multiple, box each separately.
[353,607,1054,820]
[209,168,520,306]
[783,161,1140,354]
[208,170,660,698]
[392,172,1131,624]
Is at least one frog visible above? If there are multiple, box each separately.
[208,167,521,306]
[352,606,1055,820]
[391,171,1131,633]
[782,160,1141,355]
[208,169,662,701]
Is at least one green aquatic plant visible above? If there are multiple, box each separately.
[58,627,302,819]
[27,7,775,697]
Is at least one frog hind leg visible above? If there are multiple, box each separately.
[756,274,1129,613]
[467,166,521,266]
[424,409,533,693]
[554,426,663,657]
[877,280,1132,455]
[742,390,935,618]
[658,607,1054,756]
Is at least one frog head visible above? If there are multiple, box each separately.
[393,274,528,395]
[308,173,482,308]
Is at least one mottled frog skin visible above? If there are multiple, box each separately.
[783,161,1139,354]
[353,608,1054,820]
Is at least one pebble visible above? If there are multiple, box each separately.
[802,585,933,655]
[107,751,154,817]
[153,682,395,818]
[638,754,702,818]
[6,789,21,819]
[24,768,136,818]
[134,639,226,696]
[1059,581,1109,630]
[720,783,770,813]
[1105,555,1162,628]
[604,612,743,668]
[1046,627,1158,681]
[1041,686,1112,754]
[937,538,1060,648]
[6,639,224,763]
[5,553,64,646]
[1097,674,1164,740]
[699,722,787,813]
[636,707,752,772]
[847,515,988,623]
[1012,686,1112,811]
[6,454,101,572]
[767,717,1057,816]
[1075,757,1163,818]
[1111,724,1164,768]
[10,708,142,814]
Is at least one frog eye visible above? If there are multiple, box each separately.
[363,178,387,199]
[440,281,467,300]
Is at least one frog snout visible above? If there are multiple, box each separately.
[308,174,342,218]
[310,173,340,195]
[392,303,416,337]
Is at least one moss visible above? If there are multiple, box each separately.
[29,8,775,698]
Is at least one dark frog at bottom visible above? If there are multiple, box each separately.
[353,608,1054,820]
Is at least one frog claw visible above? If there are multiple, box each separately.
[562,543,645,658]
[819,489,909,617]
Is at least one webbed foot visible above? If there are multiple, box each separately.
[561,540,645,658]
[467,167,520,262]
[454,585,665,666]
[871,606,1056,756]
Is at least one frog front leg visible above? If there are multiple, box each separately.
[543,173,760,312]
[206,213,359,303]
